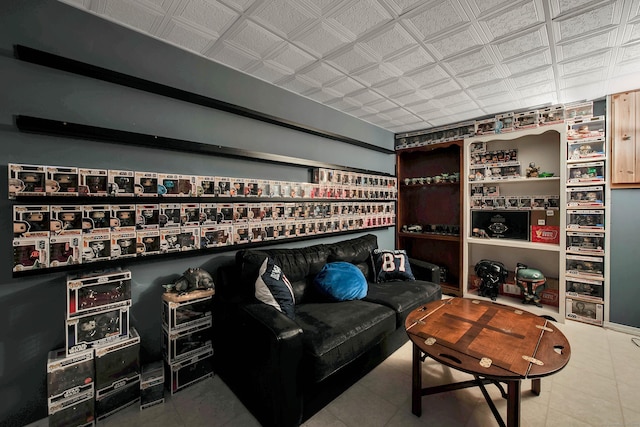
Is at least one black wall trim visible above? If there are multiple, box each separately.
[15,115,392,176]
[14,45,394,155]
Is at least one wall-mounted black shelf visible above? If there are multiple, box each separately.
[14,45,394,155]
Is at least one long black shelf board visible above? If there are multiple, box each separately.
[14,44,393,155]
[15,115,392,176]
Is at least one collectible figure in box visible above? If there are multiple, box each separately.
[245,179,260,197]
[163,317,212,363]
[159,203,181,228]
[79,167,109,197]
[566,298,603,326]
[195,175,217,197]
[567,140,605,160]
[471,211,530,240]
[229,179,245,197]
[313,168,328,183]
[140,361,164,410]
[67,269,131,319]
[81,234,111,263]
[134,171,158,197]
[51,205,83,236]
[178,227,199,251]
[566,254,604,279]
[262,221,275,240]
[218,203,234,223]
[14,205,50,238]
[249,224,264,242]
[47,347,94,406]
[567,186,604,207]
[538,105,564,125]
[199,203,219,225]
[233,203,249,222]
[233,223,250,244]
[518,196,532,209]
[108,170,135,197]
[566,277,604,302]
[8,163,47,197]
[281,182,292,198]
[495,113,514,133]
[273,221,286,239]
[47,166,79,196]
[514,110,538,129]
[531,196,546,209]
[166,347,214,395]
[136,230,160,256]
[83,205,111,234]
[180,203,200,227]
[269,181,282,197]
[566,231,605,254]
[565,101,593,119]
[95,378,140,421]
[94,327,140,398]
[158,173,193,197]
[216,176,232,196]
[50,235,81,267]
[260,203,273,221]
[13,237,48,272]
[66,307,129,355]
[136,204,160,230]
[248,205,262,221]
[295,221,307,236]
[566,209,605,230]
[200,225,232,248]
[159,228,181,254]
[475,118,496,135]
[110,204,136,232]
[110,231,137,259]
[47,388,95,427]
[567,116,605,142]
[162,291,213,332]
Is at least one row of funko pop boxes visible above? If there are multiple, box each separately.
[8,163,398,200]
[394,102,596,150]
[471,195,559,210]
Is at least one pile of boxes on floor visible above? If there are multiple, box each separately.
[46,269,164,426]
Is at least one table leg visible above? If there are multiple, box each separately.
[506,380,521,427]
[412,343,422,416]
[531,378,541,396]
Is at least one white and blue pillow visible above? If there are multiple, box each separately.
[255,257,296,319]
[371,249,415,283]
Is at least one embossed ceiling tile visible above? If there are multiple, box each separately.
[561,82,604,103]
[518,93,559,109]
[393,91,429,106]
[278,75,318,93]
[504,50,552,75]
[444,102,482,115]
[467,80,511,98]
[457,67,501,87]
[385,47,434,74]
[304,0,344,15]
[423,79,462,97]
[380,107,416,120]
[164,20,216,53]
[403,65,449,88]
[326,45,377,73]
[444,48,493,75]
[348,108,376,118]
[374,78,417,97]
[353,64,399,87]
[479,0,544,41]
[104,0,163,32]
[559,70,607,89]
[304,87,342,103]
[610,58,640,85]
[219,0,256,13]
[492,25,548,60]
[553,1,622,42]
[476,94,519,110]
[177,0,238,36]
[427,25,483,59]
[466,0,513,17]
[298,62,343,85]
[249,61,292,83]
[517,81,555,98]
[205,41,259,70]
[347,89,384,105]
[267,43,316,72]
[359,23,417,60]
[619,41,640,62]
[325,77,366,96]
[226,20,285,57]
[249,0,316,37]
[327,97,361,111]
[434,91,472,107]
[293,22,351,57]
[380,0,428,16]
[328,0,392,38]
[549,0,600,18]
[556,29,616,61]
[560,51,610,75]
[510,66,553,87]
[406,1,468,40]
[366,98,401,113]
[622,20,640,44]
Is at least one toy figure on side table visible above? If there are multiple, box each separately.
[515,263,546,307]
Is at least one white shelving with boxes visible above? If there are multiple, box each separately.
[462,123,567,320]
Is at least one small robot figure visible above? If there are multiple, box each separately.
[515,263,546,307]
[474,259,508,301]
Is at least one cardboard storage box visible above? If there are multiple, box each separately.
[94,327,140,398]
[67,269,132,318]
[95,378,140,421]
[162,317,212,364]
[566,297,604,326]
[471,211,529,240]
[530,209,560,244]
[166,348,214,395]
[47,348,94,407]
[162,290,214,332]
[140,361,165,410]
[48,388,94,427]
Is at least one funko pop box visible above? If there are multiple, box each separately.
[95,377,140,421]
[140,361,165,410]
[166,347,214,395]
[79,167,109,197]
[47,347,94,407]
[162,316,212,364]
[8,163,47,198]
[47,387,95,427]
[67,269,132,318]
[66,307,130,356]
[49,235,81,268]
[162,289,214,333]
[94,327,140,398]
[13,236,49,272]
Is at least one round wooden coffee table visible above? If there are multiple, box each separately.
[405,297,570,427]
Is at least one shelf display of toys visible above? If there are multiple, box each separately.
[67,269,132,317]
[566,209,605,230]
[566,231,605,254]
[566,297,604,326]
[566,254,604,279]
[567,161,605,183]
[538,105,565,125]
[47,347,94,408]
[567,186,604,207]
[514,110,539,130]
[566,277,605,303]
[564,101,593,120]
[495,112,514,133]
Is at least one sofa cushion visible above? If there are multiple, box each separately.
[255,257,296,319]
[364,280,442,327]
[327,234,378,281]
[313,262,367,301]
[294,300,396,382]
[371,249,416,283]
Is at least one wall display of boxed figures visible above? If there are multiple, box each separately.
[9,163,397,275]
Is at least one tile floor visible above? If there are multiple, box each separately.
[33,318,640,427]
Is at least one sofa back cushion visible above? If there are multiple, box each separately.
[327,234,378,281]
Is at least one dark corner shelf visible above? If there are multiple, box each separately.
[398,232,460,242]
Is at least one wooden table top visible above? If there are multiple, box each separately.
[405,298,570,380]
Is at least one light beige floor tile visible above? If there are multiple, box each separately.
[621,405,640,427]
[302,407,349,427]
[548,381,623,426]
[545,407,597,427]
[551,363,619,404]
[358,362,412,407]
[325,383,399,427]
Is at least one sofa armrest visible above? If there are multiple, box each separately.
[409,258,441,285]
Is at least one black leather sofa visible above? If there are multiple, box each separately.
[213,234,442,427]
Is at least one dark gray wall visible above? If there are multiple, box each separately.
[0,1,395,425]
[609,189,640,328]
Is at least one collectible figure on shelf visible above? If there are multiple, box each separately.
[474,259,507,301]
[526,162,540,178]
[515,263,546,307]
[168,268,215,294]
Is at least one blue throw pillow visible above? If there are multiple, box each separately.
[371,249,416,283]
[314,262,367,301]
[255,257,295,319]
